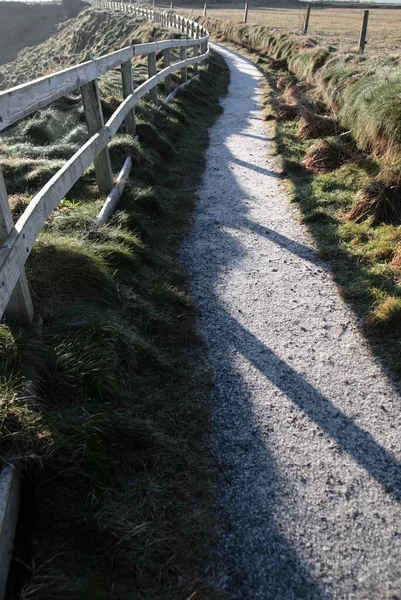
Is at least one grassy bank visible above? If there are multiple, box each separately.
[0,1,71,67]
[0,8,230,599]
[200,17,401,158]
[201,19,401,378]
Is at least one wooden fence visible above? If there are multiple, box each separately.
[0,2,209,324]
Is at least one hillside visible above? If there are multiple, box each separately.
[0,7,230,599]
[0,1,78,67]
[0,7,172,90]
[0,7,182,200]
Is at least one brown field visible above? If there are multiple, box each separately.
[175,1,401,54]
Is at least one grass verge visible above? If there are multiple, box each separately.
[205,25,401,379]
[2,51,229,600]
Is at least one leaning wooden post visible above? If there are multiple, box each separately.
[148,51,158,105]
[303,3,311,35]
[186,19,190,36]
[163,47,172,96]
[80,54,114,195]
[121,59,136,135]
[243,2,248,23]
[180,47,187,84]
[359,10,369,54]
[0,169,34,324]
[203,1,207,17]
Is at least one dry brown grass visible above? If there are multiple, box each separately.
[277,99,299,120]
[302,138,352,172]
[176,1,401,55]
[297,108,339,138]
[348,171,401,225]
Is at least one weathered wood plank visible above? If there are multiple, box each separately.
[107,47,209,136]
[96,156,132,226]
[163,47,172,96]
[0,128,110,318]
[180,47,187,84]
[0,3,208,318]
[0,47,133,132]
[0,466,21,600]
[193,44,199,76]
[0,169,34,323]
[80,66,114,195]
[133,37,205,57]
[121,59,136,135]
[148,52,158,106]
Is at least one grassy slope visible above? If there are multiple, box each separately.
[0,8,230,599]
[0,2,69,68]
[201,20,401,378]
[0,7,172,90]
[0,8,190,214]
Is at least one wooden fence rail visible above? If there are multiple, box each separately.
[0,2,209,324]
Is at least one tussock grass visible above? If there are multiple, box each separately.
[347,171,401,226]
[303,138,353,173]
[272,89,401,375]
[2,49,229,600]
[365,296,401,330]
[215,26,401,375]
[297,110,340,139]
[200,16,401,159]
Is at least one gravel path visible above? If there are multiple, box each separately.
[183,44,401,599]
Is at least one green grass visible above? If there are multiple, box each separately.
[274,98,401,375]
[203,20,401,377]
[2,52,230,600]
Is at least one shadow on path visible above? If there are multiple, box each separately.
[185,45,401,599]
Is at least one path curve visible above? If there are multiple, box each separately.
[184,43,401,599]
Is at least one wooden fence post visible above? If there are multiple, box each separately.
[180,47,187,84]
[193,44,199,75]
[203,2,207,17]
[303,3,311,35]
[243,2,248,23]
[191,21,195,38]
[148,52,158,105]
[163,48,172,96]
[359,10,369,54]
[80,54,114,195]
[121,59,135,135]
[0,169,34,324]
